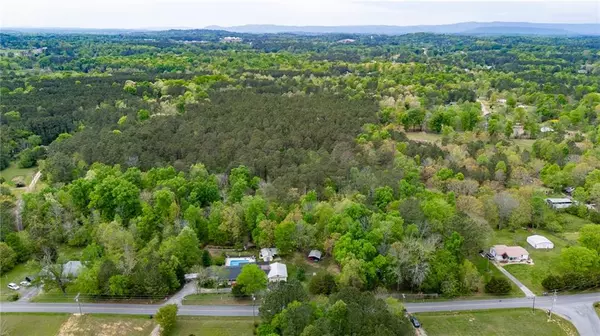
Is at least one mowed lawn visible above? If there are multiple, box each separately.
[493,223,583,295]
[415,309,578,336]
[172,316,255,336]
[0,261,40,301]
[0,313,69,336]
[0,313,155,336]
[183,293,253,305]
[0,162,37,187]
[473,257,522,297]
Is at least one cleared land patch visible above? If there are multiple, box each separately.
[415,308,578,336]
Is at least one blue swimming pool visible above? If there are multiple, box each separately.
[226,257,255,266]
[229,259,249,266]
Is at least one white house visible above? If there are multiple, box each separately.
[62,261,83,278]
[527,235,554,249]
[546,198,574,210]
[540,126,554,133]
[259,248,278,262]
[267,262,288,282]
[490,245,529,262]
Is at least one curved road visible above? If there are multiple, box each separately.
[1,293,598,335]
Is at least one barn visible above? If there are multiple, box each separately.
[527,235,554,249]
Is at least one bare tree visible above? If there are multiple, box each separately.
[39,252,68,294]
[494,191,519,229]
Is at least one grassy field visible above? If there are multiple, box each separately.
[513,139,536,151]
[0,162,37,187]
[0,313,154,336]
[405,132,442,143]
[493,229,571,294]
[172,316,255,336]
[415,308,578,336]
[183,293,253,305]
[0,261,40,301]
[0,313,69,336]
[473,257,523,297]
[58,245,85,260]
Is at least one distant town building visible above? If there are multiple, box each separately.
[337,39,356,44]
[221,36,242,43]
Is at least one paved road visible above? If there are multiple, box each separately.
[1,293,598,335]
[406,293,600,336]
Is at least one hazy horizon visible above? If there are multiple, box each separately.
[2,0,599,29]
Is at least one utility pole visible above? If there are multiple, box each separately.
[532,296,536,313]
[548,290,557,320]
[75,293,82,315]
[252,294,256,324]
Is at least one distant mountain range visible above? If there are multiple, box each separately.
[4,22,599,36]
[204,22,600,36]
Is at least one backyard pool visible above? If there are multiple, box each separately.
[225,257,256,267]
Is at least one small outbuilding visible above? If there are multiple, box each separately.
[62,261,83,278]
[545,198,574,210]
[259,248,278,262]
[267,262,288,282]
[527,235,554,249]
[308,250,322,262]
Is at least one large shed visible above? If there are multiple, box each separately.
[527,235,554,249]
[267,262,288,282]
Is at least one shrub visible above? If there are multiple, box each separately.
[295,267,306,282]
[155,304,178,336]
[212,255,225,266]
[308,272,337,295]
[7,292,19,301]
[0,243,17,275]
[542,274,564,291]
[201,250,212,267]
[232,283,246,298]
[485,276,512,294]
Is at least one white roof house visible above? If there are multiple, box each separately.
[527,235,554,249]
[259,248,278,262]
[546,198,574,209]
[267,262,288,282]
[490,245,529,262]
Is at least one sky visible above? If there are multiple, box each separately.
[1,0,599,29]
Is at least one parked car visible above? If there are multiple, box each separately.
[19,280,31,287]
[410,316,421,328]
[7,283,20,290]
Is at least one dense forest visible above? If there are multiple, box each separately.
[1,30,600,336]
